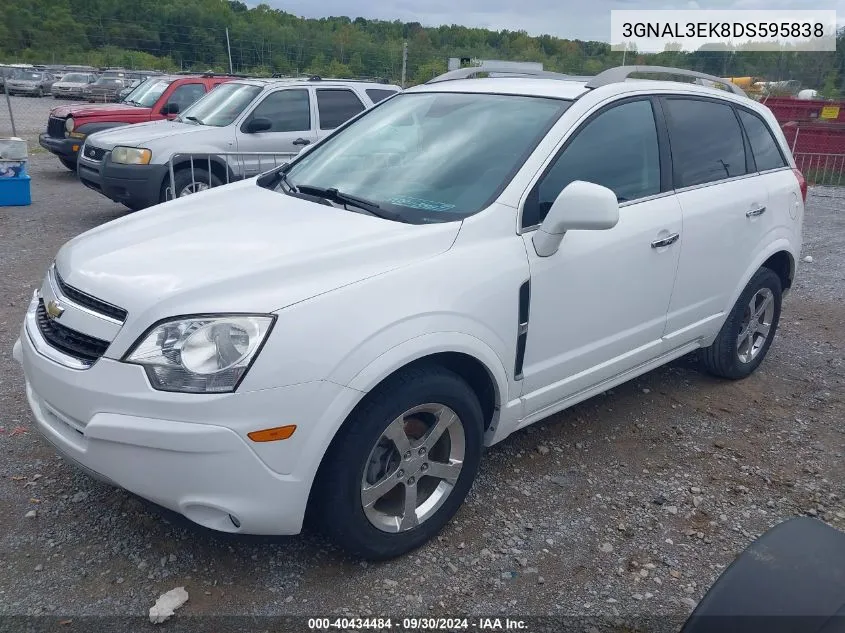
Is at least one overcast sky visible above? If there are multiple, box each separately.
[264,0,844,41]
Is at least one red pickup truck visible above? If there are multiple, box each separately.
[39,73,236,170]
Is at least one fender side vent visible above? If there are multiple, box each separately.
[514,280,530,380]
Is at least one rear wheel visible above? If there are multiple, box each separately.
[699,267,782,380]
[311,365,484,560]
[58,157,76,171]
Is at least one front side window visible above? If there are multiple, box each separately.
[738,109,787,172]
[244,89,310,132]
[166,83,207,111]
[178,82,263,127]
[664,98,748,188]
[316,89,365,129]
[524,99,661,228]
[279,92,570,223]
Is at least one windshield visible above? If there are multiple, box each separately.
[124,78,171,106]
[280,92,570,223]
[13,71,43,80]
[94,77,123,86]
[60,73,88,82]
[179,82,262,126]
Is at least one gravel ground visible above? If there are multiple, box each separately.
[2,94,66,144]
[0,157,843,629]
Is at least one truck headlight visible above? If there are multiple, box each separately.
[124,315,275,393]
[111,146,152,165]
[65,117,75,132]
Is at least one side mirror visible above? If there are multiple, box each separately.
[161,102,180,115]
[246,117,272,133]
[532,181,619,257]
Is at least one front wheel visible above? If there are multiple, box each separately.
[311,365,484,560]
[700,267,782,380]
[161,167,222,203]
[58,157,76,171]
[37,87,44,97]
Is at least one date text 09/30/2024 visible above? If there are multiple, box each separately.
[308,617,529,630]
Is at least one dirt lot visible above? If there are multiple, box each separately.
[1,155,843,629]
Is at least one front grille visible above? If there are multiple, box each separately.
[47,116,65,139]
[36,300,109,363]
[82,145,106,161]
[55,269,127,321]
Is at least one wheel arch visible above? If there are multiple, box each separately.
[726,240,796,315]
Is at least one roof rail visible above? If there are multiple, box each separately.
[427,65,574,84]
[584,65,745,96]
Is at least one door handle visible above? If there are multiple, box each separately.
[651,233,680,248]
[746,205,767,217]
[292,138,310,146]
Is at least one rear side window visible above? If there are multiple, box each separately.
[737,110,787,172]
[664,98,748,188]
[366,88,398,103]
[316,89,365,129]
[525,99,661,227]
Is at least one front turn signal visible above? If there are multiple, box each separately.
[248,425,297,442]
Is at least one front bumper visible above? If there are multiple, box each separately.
[7,85,40,94]
[13,310,361,535]
[52,87,84,98]
[78,153,168,209]
[38,133,82,161]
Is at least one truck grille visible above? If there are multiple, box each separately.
[36,300,110,363]
[55,269,127,321]
[47,116,66,139]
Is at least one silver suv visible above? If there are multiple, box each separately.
[78,77,401,210]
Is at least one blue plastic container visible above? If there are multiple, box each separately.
[0,174,32,206]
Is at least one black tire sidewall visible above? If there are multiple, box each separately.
[317,367,484,560]
[719,268,783,378]
[172,167,221,199]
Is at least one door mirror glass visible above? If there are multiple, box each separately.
[533,181,619,257]
[161,102,180,115]
[246,117,273,133]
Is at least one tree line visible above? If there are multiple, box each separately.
[2,0,843,93]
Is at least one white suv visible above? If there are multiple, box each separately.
[14,65,805,559]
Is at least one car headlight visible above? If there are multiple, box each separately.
[124,315,275,393]
[65,117,75,132]
[111,146,152,165]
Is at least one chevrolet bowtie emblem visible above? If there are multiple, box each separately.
[46,299,65,320]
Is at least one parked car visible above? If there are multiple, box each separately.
[51,72,98,99]
[40,74,235,171]
[5,70,57,96]
[118,79,142,101]
[13,65,805,559]
[83,76,135,102]
[78,77,401,209]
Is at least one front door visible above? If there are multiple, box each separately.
[235,88,316,177]
[519,97,683,417]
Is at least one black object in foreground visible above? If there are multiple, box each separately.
[683,517,845,633]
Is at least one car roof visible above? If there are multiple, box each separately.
[233,77,402,90]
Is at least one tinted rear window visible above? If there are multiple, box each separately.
[738,110,787,172]
[366,88,398,103]
[664,98,748,188]
[316,89,366,129]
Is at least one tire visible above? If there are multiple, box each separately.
[699,267,782,380]
[162,167,222,202]
[37,87,44,97]
[58,157,76,171]
[310,364,484,560]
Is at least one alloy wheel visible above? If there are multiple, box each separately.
[737,287,775,363]
[361,403,465,533]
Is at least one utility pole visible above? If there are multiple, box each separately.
[401,41,408,88]
[226,27,234,74]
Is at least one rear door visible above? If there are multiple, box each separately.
[235,87,315,176]
[662,96,770,345]
[313,87,367,141]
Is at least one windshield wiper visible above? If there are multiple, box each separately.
[182,115,203,125]
[295,184,400,221]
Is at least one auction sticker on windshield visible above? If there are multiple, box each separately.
[388,196,455,212]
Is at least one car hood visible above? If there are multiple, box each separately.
[50,102,152,118]
[85,120,211,150]
[54,179,460,320]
